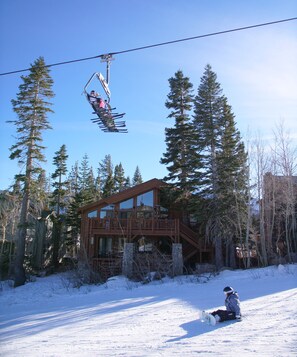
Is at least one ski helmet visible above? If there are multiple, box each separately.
[223,286,234,293]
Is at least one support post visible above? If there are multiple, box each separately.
[172,243,183,276]
[122,242,134,278]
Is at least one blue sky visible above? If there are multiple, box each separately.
[0,0,296,190]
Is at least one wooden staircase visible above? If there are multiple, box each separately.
[179,222,211,262]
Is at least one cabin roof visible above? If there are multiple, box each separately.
[78,178,167,214]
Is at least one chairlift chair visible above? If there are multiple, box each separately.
[84,55,127,133]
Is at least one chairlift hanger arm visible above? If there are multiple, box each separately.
[84,72,98,95]
[83,54,114,96]
[100,54,115,85]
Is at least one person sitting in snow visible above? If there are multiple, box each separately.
[208,286,241,323]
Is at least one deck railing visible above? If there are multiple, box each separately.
[89,217,179,238]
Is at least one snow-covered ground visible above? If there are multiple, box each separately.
[1,264,296,357]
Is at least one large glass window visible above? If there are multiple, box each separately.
[137,191,153,210]
[87,210,97,218]
[120,198,133,209]
[119,198,134,219]
[100,205,114,219]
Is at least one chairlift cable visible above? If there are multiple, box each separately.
[0,17,296,77]
[109,17,297,57]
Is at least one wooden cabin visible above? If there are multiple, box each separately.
[78,178,212,279]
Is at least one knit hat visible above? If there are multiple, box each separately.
[223,286,234,293]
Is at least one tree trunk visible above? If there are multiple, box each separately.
[214,235,223,270]
[14,191,29,287]
[33,218,46,269]
[259,203,268,266]
[52,221,61,269]
[229,240,237,268]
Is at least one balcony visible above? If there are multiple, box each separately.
[88,217,179,240]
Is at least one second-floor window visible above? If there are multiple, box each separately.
[100,205,114,219]
[137,191,153,210]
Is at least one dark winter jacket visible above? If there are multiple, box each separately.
[225,292,241,317]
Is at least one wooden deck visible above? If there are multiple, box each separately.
[82,217,213,278]
[88,217,180,241]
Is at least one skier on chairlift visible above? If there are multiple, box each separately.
[89,90,100,107]
[99,97,106,109]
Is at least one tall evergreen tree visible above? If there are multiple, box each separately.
[79,154,96,204]
[65,163,80,254]
[51,145,68,215]
[193,64,248,269]
[51,144,68,268]
[114,163,126,192]
[94,174,102,200]
[124,176,131,189]
[216,99,249,267]
[67,162,79,199]
[160,70,196,222]
[132,166,143,186]
[65,156,96,256]
[8,57,54,286]
[99,155,115,197]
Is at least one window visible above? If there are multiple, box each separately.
[87,210,97,218]
[100,205,114,219]
[137,191,153,209]
[120,198,133,209]
[99,237,112,256]
[119,198,134,219]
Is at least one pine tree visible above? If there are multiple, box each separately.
[51,145,68,215]
[124,176,131,189]
[99,155,115,197]
[132,166,143,186]
[94,174,102,200]
[193,64,248,269]
[79,154,96,204]
[216,99,249,267]
[65,155,96,254]
[51,144,68,268]
[65,163,80,255]
[114,163,126,192]
[67,162,79,199]
[8,57,54,286]
[160,70,196,222]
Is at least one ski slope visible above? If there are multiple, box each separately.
[1,264,296,356]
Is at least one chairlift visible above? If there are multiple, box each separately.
[84,55,127,133]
